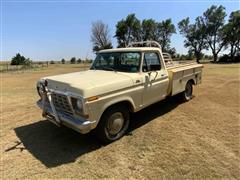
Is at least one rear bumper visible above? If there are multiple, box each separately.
[37,100,96,134]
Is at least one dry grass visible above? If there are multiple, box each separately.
[1,63,240,179]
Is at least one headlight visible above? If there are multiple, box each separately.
[76,99,83,111]
[72,98,84,115]
[37,79,47,98]
[37,84,45,98]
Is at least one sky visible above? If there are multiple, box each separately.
[1,0,239,61]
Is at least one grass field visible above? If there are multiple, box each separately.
[1,63,240,179]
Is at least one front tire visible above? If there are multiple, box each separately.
[180,81,193,102]
[95,105,129,144]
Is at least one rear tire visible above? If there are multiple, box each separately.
[95,105,129,144]
[180,81,193,102]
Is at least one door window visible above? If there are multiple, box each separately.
[143,52,161,72]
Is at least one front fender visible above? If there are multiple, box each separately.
[101,96,135,114]
[86,95,136,129]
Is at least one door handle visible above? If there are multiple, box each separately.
[135,80,140,83]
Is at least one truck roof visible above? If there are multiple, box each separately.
[99,47,162,53]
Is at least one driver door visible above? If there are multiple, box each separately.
[142,52,169,106]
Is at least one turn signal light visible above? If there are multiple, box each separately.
[87,96,99,102]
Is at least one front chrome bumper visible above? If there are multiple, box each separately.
[37,100,96,134]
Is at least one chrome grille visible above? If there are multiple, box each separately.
[51,92,73,115]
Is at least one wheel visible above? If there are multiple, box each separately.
[180,81,193,102]
[95,105,129,143]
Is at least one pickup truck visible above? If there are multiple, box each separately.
[36,41,203,143]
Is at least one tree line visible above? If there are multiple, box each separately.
[91,5,240,63]
[53,58,92,64]
[10,54,92,65]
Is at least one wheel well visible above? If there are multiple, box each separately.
[96,101,133,128]
[99,101,134,120]
[106,101,134,113]
[188,79,195,85]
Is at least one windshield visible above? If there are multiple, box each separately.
[91,52,141,72]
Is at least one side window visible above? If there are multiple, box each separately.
[143,52,161,72]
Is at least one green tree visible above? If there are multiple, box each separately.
[168,47,177,58]
[77,58,82,63]
[202,5,227,62]
[70,57,76,64]
[187,50,195,60]
[178,17,207,63]
[156,19,176,52]
[11,53,26,65]
[222,10,240,61]
[91,20,113,52]
[141,19,157,41]
[176,53,181,59]
[61,58,65,64]
[115,14,141,47]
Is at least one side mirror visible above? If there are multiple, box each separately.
[147,70,158,82]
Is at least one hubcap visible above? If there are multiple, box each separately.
[107,112,124,135]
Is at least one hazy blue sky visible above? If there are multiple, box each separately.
[1,0,239,61]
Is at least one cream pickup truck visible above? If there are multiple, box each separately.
[36,41,203,143]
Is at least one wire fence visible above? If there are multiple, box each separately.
[0,63,49,73]
[0,62,91,73]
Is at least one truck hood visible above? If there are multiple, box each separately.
[43,70,135,97]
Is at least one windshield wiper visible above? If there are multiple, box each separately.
[101,66,117,72]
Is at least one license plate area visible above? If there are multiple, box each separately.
[45,112,61,127]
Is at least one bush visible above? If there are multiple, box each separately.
[234,54,240,62]
[23,58,32,67]
[85,59,93,63]
[77,58,82,64]
[218,55,230,62]
[61,59,65,64]
[11,53,27,65]
[218,54,240,63]
[70,57,76,64]
[50,60,55,64]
